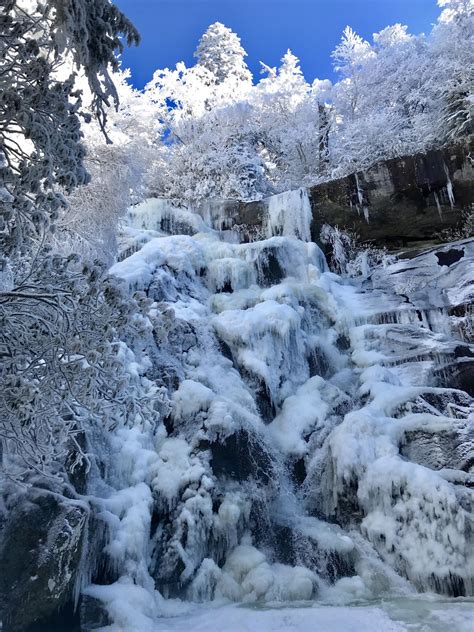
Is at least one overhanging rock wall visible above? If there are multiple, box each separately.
[308,143,473,246]
[202,143,473,249]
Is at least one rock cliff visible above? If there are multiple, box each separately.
[201,143,473,248]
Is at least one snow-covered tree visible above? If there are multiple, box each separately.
[0,1,155,483]
[254,51,320,190]
[145,24,263,202]
[0,0,139,261]
[146,98,267,202]
[431,0,474,142]
[312,79,334,173]
[331,26,375,119]
[194,21,252,86]
[373,23,411,48]
[57,71,157,262]
[329,22,440,175]
[0,257,163,481]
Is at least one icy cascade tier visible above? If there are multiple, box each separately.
[82,196,473,630]
[265,188,313,242]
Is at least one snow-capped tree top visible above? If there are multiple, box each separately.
[373,24,412,48]
[279,50,305,83]
[437,0,473,23]
[332,26,375,76]
[258,50,308,98]
[194,22,252,85]
[310,78,333,113]
[280,50,303,75]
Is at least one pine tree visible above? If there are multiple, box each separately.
[255,50,319,189]
[194,22,252,86]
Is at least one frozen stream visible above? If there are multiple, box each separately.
[162,597,474,632]
[82,192,474,631]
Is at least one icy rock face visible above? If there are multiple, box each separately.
[205,145,473,249]
[324,240,474,596]
[0,493,88,630]
[83,192,473,628]
[369,239,474,398]
[308,147,473,247]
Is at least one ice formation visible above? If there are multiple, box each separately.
[265,188,313,241]
[83,190,473,629]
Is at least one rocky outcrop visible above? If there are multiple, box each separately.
[308,144,473,247]
[201,143,473,249]
[0,492,88,631]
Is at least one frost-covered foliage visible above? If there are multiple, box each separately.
[0,1,143,482]
[0,256,163,481]
[0,0,139,260]
[123,1,474,202]
[56,71,156,262]
[253,51,325,190]
[328,1,473,175]
[436,209,474,243]
[144,23,263,203]
[194,22,252,86]
[144,40,321,201]
[320,224,393,277]
[50,0,139,134]
[433,0,474,143]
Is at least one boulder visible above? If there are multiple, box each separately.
[0,493,88,632]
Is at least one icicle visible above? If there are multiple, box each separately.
[355,173,364,207]
[434,191,442,217]
[354,173,366,219]
[444,164,455,207]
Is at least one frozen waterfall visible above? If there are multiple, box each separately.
[83,191,473,630]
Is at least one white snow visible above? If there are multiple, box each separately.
[172,380,215,419]
[209,542,318,602]
[150,438,207,507]
[161,599,474,632]
[268,376,329,456]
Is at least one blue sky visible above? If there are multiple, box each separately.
[115,0,441,89]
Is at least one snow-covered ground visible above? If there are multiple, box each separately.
[162,598,474,632]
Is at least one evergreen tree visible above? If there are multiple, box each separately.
[255,50,320,190]
[194,22,252,86]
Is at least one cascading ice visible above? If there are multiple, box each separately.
[84,191,473,630]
